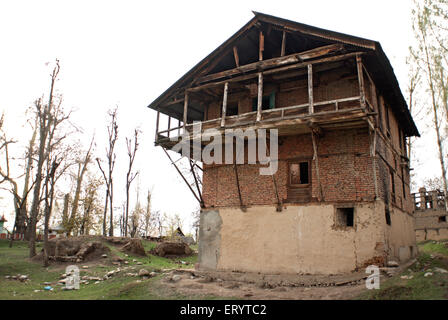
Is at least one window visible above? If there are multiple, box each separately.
[336,207,354,227]
[252,92,275,111]
[289,162,309,185]
[439,216,447,223]
[385,208,391,226]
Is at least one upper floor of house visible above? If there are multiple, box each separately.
[148,12,419,159]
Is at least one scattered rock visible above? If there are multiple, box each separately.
[5,276,10,279]
[400,275,414,280]
[424,272,433,277]
[82,266,89,269]
[95,281,100,284]
[124,261,129,265]
[19,275,29,282]
[387,261,399,267]
[150,272,157,277]
[101,254,108,258]
[434,267,448,274]
[106,271,115,277]
[136,262,143,265]
[171,275,182,283]
[138,269,150,277]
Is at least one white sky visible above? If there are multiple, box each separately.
[0,0,438,233]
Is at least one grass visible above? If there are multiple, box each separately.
[0,238,210,300]
[358,240,448,300]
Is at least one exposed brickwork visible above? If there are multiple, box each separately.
[203,128,377,207]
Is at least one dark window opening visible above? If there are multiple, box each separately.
[336,207,354,227]
[252,92,276,111]
[290,162,309,185]
[226,103,238,117]
[385,208,391,226]
[439,216,447,223]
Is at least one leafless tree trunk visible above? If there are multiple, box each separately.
[66,138,94,235]
[97,107,118,236]
[124,129,139,237]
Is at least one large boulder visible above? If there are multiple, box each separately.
[121,239,146,256]
[152,242,193,257]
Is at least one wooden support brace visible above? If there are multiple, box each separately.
[189,159,205,208]
[257,73,263,122]
[221,82,229,127]
[311,131,324,201]
[233,164,246,211]
[161,147,203,206]
[371,128,379,199]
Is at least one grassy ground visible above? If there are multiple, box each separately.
[358,240,448,300]
[0,239,217,300]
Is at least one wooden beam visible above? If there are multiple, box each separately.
[259,31,264,61]
[281,30,286,57]
[356,54,366,109]
[233,46,240,68]
[183,92,189,131]
[188,52,361,93]
[257,73,263,122]
[178,119,181,136]
[221,82,229,127]
[308,64,314,114]
[197,43,345,84]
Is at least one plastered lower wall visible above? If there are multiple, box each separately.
[198,200,417,275]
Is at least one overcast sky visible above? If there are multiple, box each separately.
[0,0,437,233]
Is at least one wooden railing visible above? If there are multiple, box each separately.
[156,95,364,141]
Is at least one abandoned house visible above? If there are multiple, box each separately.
[413,188,448,241]
[148,12,420,274]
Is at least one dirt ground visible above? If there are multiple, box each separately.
[159,269,371,300]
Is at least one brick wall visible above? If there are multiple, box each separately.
[202,128,377,207]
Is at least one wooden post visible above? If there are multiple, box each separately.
[177,119,181,137]
[221,82,229,127]
[257,73,263,122]
[356,54,366,109]
[281,30,286,57]
[167,116,171,138]
[259,31,264,61]
[233,46,240,68]
[183,92,189,132]
[155,111,160,142]
[189,160,204,208]
[308,64,314,114]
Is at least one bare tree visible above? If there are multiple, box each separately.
[124,129,139,236]
[97,107,118,236]
[66,137,94,235]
